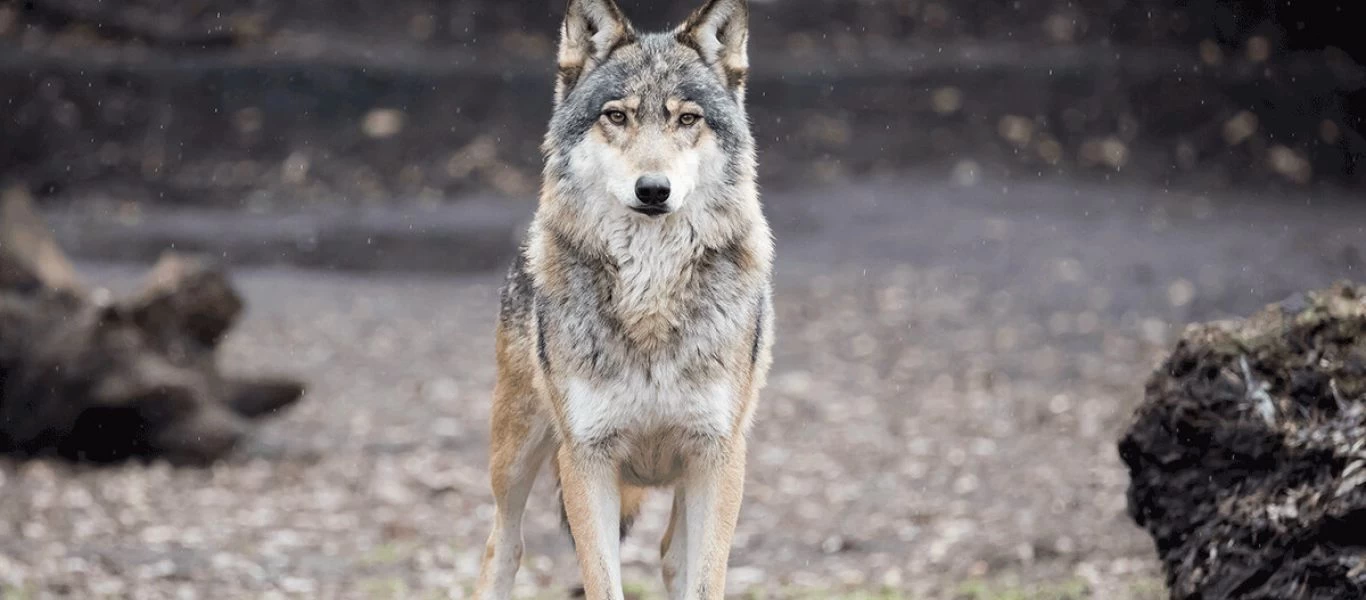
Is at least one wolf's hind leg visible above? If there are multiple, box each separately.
[473,377,555,600]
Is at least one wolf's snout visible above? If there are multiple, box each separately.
[634,175,671,206]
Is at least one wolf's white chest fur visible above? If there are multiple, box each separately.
[563,374,735,452]
[561,219,745,455]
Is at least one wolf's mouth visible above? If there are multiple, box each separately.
[630,206,671,217]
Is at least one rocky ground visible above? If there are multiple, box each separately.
[0,173,1362,599]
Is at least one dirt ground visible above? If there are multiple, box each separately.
[0,174,1363,599]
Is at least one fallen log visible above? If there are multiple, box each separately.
[1120,281,1366,599]
[0,185,304,464]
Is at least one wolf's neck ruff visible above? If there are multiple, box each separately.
[533,205,766,355]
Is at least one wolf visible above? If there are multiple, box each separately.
[471,0,773,598]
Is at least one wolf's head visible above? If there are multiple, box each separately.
[542,0,754,221]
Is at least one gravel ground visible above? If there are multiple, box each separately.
[0,175,1362,599]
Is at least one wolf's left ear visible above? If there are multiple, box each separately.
[676,0,749,94]
[556,0,635,103]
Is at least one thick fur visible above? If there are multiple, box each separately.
[473,1,771,599]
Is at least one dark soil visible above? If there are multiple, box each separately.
[1120,282,1366,599]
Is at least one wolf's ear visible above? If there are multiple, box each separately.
[556,0,635,103]
[676,0,749,93]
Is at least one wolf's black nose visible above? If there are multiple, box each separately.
[634,175,671,205]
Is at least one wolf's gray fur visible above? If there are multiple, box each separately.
[475,1,771,598]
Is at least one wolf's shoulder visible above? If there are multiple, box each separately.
[498,246,536,329]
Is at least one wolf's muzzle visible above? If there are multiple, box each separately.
[634,174,671,206]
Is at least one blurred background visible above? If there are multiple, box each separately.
[0,0,1363,598]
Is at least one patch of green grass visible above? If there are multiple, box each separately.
[1,584,36,600]
[504,574,1167,600]
[950,577,1090,600]
[360,541,417,566]
[732,585,910,599]
[622,581,656,599]
[737,575,1161,600]
[788,589,907,600]
[356,576,410,599]
[1119,577,1168,600]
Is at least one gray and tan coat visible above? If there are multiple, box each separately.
[474,1,773,599]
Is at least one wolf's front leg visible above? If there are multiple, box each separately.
[682,436,748,600]
[558,445,625,600]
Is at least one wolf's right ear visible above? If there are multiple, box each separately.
[555,0,635,103]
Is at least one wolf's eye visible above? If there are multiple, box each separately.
[604,110,627,124]
[678,113,701,126]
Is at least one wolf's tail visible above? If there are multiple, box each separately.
[553,456,646,597]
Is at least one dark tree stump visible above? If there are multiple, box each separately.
[0,185,305,465]
[1120,282,1366,599]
